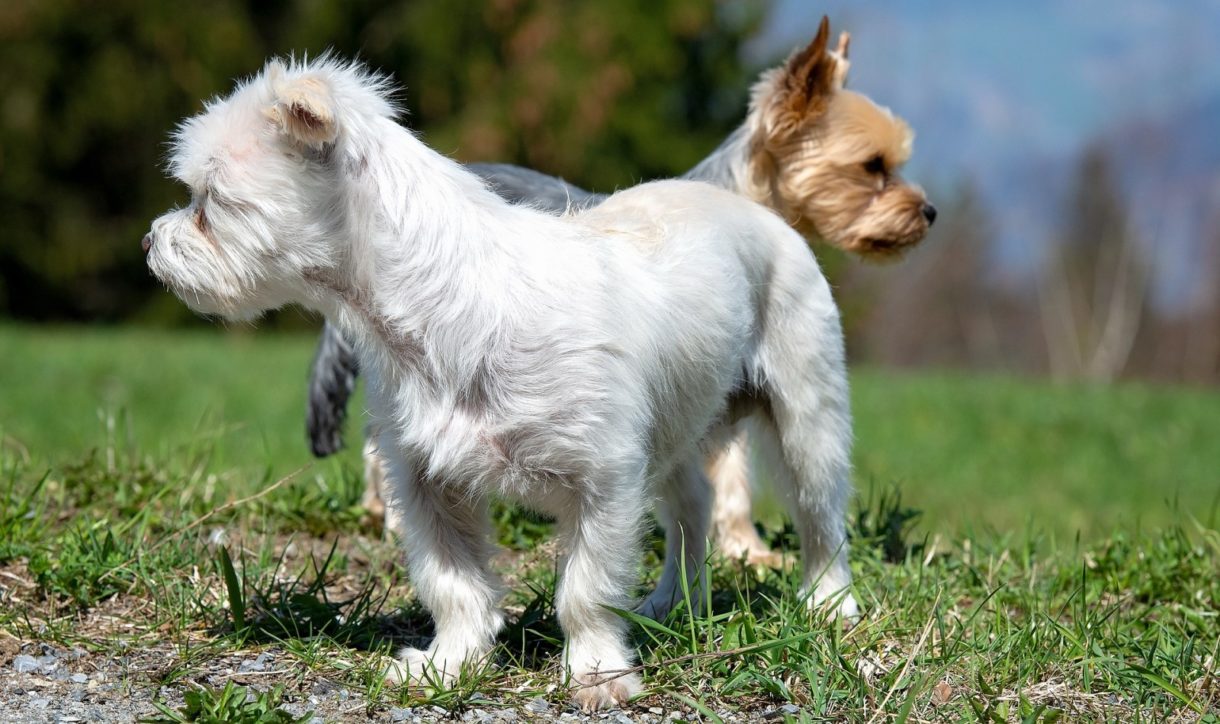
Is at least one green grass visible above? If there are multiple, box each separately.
[3,323,1216,539]
[149,681,313,723]
[851,370,1220,538]
[1,323,1218,720]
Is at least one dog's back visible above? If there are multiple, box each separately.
[564,180,834,470]
[576,179,828,312]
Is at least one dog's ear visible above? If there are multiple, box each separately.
[831,31,851,88]
[764,16,847,138]
[268,66,338,148]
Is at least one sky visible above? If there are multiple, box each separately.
[754,0,1220,181]
[750,1,1220,305]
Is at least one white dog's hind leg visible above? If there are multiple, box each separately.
[638,459,711,621]
[554,478,646,710]
[751,416,857,620]
[753,272,858,621]
[383,459,505,687]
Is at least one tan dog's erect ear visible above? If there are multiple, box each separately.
[766,16,847,138]
[268,65,338,148]
[831,31,851,88]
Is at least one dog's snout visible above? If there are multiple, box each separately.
[141,233,153,255]
[921,203,937,225]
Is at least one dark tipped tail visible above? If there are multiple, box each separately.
[306,321,360,457]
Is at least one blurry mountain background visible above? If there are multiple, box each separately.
[2,0,1218,383]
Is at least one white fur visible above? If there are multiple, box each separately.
[146,57,856,710]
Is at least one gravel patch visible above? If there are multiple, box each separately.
[0,639,714,723]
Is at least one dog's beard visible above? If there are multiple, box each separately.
[840,187,931,258]
[775,165,929,258]
[147,217,250,317]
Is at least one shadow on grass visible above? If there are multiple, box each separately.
[209,536,570,675]
[210,539,430,654]
[205,486,933,686]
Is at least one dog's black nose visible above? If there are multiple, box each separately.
[922,203,937,225]
[141,233,153,254]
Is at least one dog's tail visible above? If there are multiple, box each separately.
[306,320,360,457]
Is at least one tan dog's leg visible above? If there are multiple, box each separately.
[360,423,403,539]
[706,422,786,569]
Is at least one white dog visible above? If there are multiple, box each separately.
[145,57,854,710]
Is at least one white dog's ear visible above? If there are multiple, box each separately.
[267,64,338,147]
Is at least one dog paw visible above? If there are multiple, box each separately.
[807,587,860,626]
[382,646,458,687]
[635,594,671,622]
[717,537,794,572]
[570,671,641,712]
[742,547,794,571]
[637,587,702,622]
[836,592,860,623]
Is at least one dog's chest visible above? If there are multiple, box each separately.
[393,382,605,501]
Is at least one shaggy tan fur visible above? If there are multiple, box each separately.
[744,17,932,260]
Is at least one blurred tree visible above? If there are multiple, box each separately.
[1038,145,1152,382]
[0,0,768,325]
[1178,219,1220,383]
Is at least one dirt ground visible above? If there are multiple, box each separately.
[0,635,750,723]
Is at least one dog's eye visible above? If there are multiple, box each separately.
[862,156,887,176]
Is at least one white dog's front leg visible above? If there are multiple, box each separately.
[554,482,646,711]
[382,459,504,687]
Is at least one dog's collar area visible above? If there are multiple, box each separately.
[302,267,430,381]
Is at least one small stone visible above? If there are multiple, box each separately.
[613,714,633,724]
[31,698,50,709]
[239,652,272,672]
[337,688,350,701]
[779,704,800,715]
[932,681,953,705]
[280,704,306,718]
[526,698,550,714]
[499,710,518,722]
[13,655,39,673]
[648,709,663,716]
[70,674,88,684]
[390,707,414,722]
